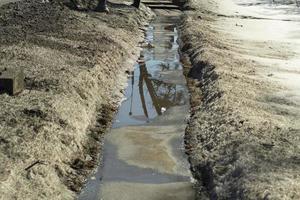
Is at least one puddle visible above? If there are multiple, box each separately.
[78,14,194,200]
[113,16,188,128]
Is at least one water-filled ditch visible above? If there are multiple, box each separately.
[79,13,195,200]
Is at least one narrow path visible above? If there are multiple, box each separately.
[79,10,195,200]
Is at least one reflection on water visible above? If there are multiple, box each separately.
[78,15,191,200]
[137,60,185,117]
[113,17,187,128]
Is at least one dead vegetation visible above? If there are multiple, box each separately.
[179,0,300,199]
[0,1,153,199]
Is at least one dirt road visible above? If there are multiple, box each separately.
[0,1,153,199]
[180,0,300,199]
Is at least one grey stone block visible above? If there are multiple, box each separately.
[0,67,24,96]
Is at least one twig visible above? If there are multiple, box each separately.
[25,160,46,171]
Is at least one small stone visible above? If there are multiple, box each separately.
[147,43,155,48]
[85,155,93,162]
[137,59,145,64]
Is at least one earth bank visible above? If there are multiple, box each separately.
[0,1,153,199]
[179,0,300,199]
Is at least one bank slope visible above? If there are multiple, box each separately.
[180,0,300,199]
[0,1,153,199]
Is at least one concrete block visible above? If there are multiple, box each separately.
[0,67,24,95]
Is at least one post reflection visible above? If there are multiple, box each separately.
[115,19,186,127]
[127,57,185,122]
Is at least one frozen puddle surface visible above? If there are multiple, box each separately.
[79,14,195,200]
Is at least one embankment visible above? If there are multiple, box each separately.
[179,0,300,199]
[0,1,153,199]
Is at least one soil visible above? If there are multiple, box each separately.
[179,0,300,199]
[0,1,153,199]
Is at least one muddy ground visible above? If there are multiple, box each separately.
[0,1,153,199]
[179,0,300,199]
